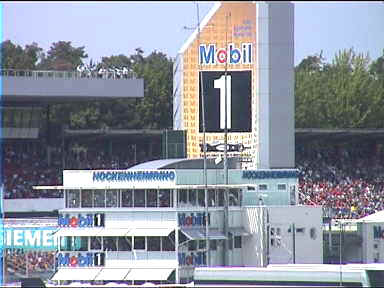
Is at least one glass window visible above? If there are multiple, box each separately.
[73,237,88,251]
[208,189,216,207]
[188,240,197,251]
[277,184,287,190]
[234,236,242,249]
[146,189,157,207]
[159,189,171,207]
[60,237,71,251]
[197,189,205,207]
[134,190,145,207]
[94,190,105,208]
[147,237,161,251]
[81,190,93,208]
[218,189,225,207]
[90,236,102,250]
[228,233,233,250]
[66,190,80,208]
[103,237,117,251]
[199,240,206,250]
[188,189,197,206]
[118,237,132,251]
[106,190,118,207]
[178,189,188,207]
[259,184,268,191]
[134,237,145,250]
[210,239,217,251]
[122,190,133,207]
[161,234,175,251]
[229,189,239,206]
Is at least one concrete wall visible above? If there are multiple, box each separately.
[257,2,295,169]
[3,76,144,103]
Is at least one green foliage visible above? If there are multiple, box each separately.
[1,40,44,69]
[38,41,88,71]
[295,48,384,128]
[3,39,384,131]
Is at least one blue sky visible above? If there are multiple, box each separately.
[2,1,384,66]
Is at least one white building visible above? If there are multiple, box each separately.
[41,158,322,285]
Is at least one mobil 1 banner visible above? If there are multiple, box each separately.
[199,70,252,132]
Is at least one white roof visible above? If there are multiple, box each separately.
[356,210,384,223]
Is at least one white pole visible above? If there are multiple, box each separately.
[195,1,210,268]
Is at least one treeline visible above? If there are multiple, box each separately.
[2,40,384,131]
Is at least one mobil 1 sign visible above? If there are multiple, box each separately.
[199,70,251,133]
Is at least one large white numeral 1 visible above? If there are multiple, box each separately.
[214,75,232,129]
[95,252,101,266]
[95,213,101,226]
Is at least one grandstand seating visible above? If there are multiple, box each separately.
[3,138,384,220]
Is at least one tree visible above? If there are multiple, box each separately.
[370,50,384,81]
[295,48,384,128]
[132,50,174,129]
[39,41,88,71]
[1,40,44,70]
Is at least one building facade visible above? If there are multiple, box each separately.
[173,2,295,169]
[47,159,322,285]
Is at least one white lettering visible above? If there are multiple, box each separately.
[13,230,23,246]
[25,229,41,247]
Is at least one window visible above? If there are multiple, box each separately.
[159,189,171,207]
[290,185,296,205]
[147,237,161,251]
[134,190,145,207]
[259,184,268,191]
[122,190,133,207]
[188,240,197,251]
[188,189,197,206]
[94,190,105,207]
[229,189,239,206]
[60,237,71,251]
[228,233,233,250]
[197,189,205,207]
[277,184,287,191]
[218,189,225,207]
[90,237,102,250]
[106,190,118,207]
[208,189,216,207]
[103,237,117,251]
[179,189,188,207]
[66,190,80,208]
[161,235,175,251]
[199,240,206,250]
[134,236,145,250]
[146,189,157,207]
[118,237,132,251]
[81,190,93,208]
[234,236,242,248]
[210,239,217,251]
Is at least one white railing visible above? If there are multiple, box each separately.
[1,68,137,80]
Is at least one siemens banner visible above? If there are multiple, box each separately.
[4,227,57,250]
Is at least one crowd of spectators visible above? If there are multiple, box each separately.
[3,140,160,199]
[4,249,55,277]
[297,141,384,219]
[4,138,384,220]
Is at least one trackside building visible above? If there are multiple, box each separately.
[45,158,322,285]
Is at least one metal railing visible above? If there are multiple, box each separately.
[1,68,137,80]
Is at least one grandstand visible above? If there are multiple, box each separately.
[3,69,384,284]
[1,68,144,285]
